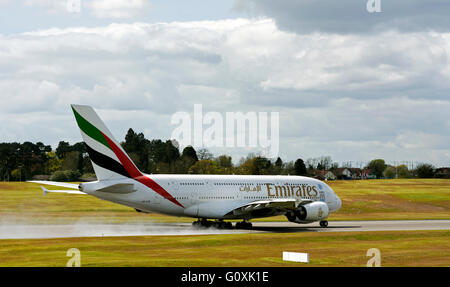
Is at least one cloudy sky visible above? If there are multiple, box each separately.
[0,0,449,167]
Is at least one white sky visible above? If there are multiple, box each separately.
[0,0,449,167]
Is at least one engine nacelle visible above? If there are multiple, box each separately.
[285,201,329,223]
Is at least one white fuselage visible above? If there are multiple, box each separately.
[81,174,341,221]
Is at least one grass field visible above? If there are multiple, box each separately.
[0,179,449,267]
[0,179,449,224]
[328,179,450,221]
[0,230,449,267]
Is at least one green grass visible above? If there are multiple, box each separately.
[0,179,449,223]
[0,230,449,266]
[328,179,450,221]
[1,180,449,267]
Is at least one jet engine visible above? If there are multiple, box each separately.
[285,201,329,223]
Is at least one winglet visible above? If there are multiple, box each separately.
[41,186,49,197]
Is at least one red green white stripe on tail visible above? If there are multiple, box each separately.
[71,104,184,208]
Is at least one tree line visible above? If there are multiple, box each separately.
[0,128,447,181]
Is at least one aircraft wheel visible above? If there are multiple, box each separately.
[236,221,252,229]
[217,221,230,229]
[197,218,211,228]
[320,220,328,228]
[212,221,225,229]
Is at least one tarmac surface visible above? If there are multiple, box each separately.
[1,220,449,239]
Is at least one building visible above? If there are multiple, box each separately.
[314,170,336,181]
[435,167,450,179]
[335,168,353,180]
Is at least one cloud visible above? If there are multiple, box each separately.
[23,0,66,13]
[233,0,450,34]
[88,0,148,19]
[6,19,449,112]
[0,19,449,166]
[14,0,149,18]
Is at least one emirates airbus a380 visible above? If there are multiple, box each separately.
[30,105,341,229]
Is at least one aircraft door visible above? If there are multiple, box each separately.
[170,180,179,191]
[204,180,213,192]
[189,190,197,205]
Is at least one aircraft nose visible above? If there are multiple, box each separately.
[336,195,342,210]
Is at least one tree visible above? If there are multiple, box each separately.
[272,157,283,175]
[235,155,255,175]
[397,165,411,178]
[122,128,150,172]
[50,171,69,182]
[165,140,181,164]
[64,170,81,181]
[281,161,295,175]
[367,159,386,179]
[215,155,232,169]
[45,151,62,174]
[306,158,317,171]
[197,148,214,160]
[294,158,307,176]
[49,170,80,182]
[317,162,324,170]
[383,166,396,179]
[178,146,199,173]
[182,146,198,162]
[188,160,220,174]
[81,155,94,174]
[60,151,80,171]
[10,168,22,181]
[330,162,339,173]
[122,128,139,153]
[252,156,272,175]
[415,163,435,178]
[275,157,283,167]
[145,138,181,173]
[148,139,167,165]
[56,141,71,159]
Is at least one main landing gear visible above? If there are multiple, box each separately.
[235,221,252,229]
[319,220,328,228]
[192,219,252,229]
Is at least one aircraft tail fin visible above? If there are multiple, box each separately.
[71,104,143,181]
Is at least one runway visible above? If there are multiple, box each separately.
[1,220,449,239]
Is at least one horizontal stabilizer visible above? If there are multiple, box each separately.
[40,186,86,197]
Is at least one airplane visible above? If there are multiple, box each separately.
[30,105,341,229]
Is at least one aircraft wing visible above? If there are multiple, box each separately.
[229,198,313,217]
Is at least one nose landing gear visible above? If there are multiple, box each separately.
[319,220,328,228]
